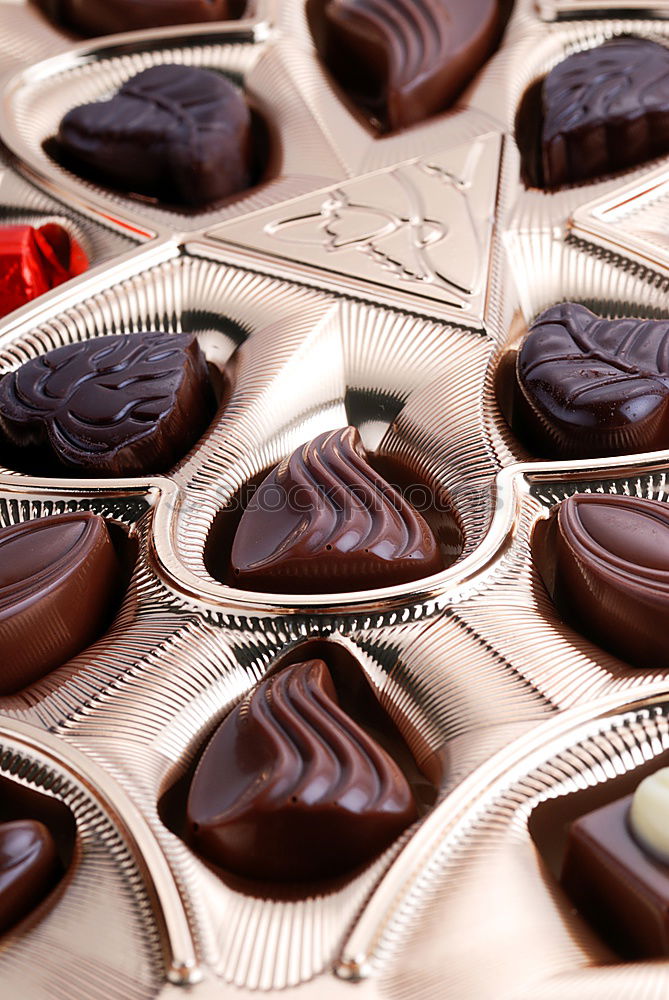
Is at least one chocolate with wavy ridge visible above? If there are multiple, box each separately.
[0,821,60,935]
[187,659,418,881]
[0,513,122,694]
[230,426,444,593]
[317,0,499,131]
[0,331,215,477]
[537,493,669,667]
[540,38,669,187]
[56,65,252,206]
[514,302,669,459]
[33,0,246,36]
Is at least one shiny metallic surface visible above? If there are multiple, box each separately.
[0,0,669,997]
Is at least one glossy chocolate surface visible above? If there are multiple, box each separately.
[230,426,444,593]
[187,658,418,882]
[562,794,669,959]
[0,332,215,477]
[34,0,246,36]
[0,820,60,936]
[538,38,669,188]
[514,303,669,459]
[534,493,669,668]
[312,0,499,132]
[0,513,122,694]
[55,65,252,207]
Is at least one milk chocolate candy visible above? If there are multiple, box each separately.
[316,0,500,131]
[187,659,418,882]
[562,769,669,959]
[0,224,88,319]
[230,426,444,593]
[0,332,215,477]
[540,38,669,188]
[514,303,669,459]
[0,821,60,935]
[536,493,669,668]
[0,513,122,694]
[33,0,246,36]
[56,65,252,207]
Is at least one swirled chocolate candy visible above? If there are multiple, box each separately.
[0,332,215,477]
[562,768,669,958]
[514,303,669,459]
[33,0,246,36]
[55,65,252,207]
[0,224,88,320]
[187,659,418,881]
[315,0,499,131]
[0,513,121,694]
[230,426,444,592]
[537,493,669,667]
[0,821,60,935]
[539,38,669,188]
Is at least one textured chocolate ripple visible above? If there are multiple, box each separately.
[230,426,444,592]
[0,331,215,476]
[56,65,252,206]
[539,493,669,668]
[33,0,245,36]
[0,513,122,694]
[187,659,418,881]
[318,0,499,131]
[515,302,669,459]
[0,820,59,935]
[541,37,669,187]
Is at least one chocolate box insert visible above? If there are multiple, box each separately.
[159,639,439,893]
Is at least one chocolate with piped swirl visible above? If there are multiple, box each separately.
[0,821,60,935]
[540,38,669,188]
[536,493,669,667]
[315,0,499,131]
[187,659,418,881]
[230,426,444,593]
[0,332,215,477]
[55,65,252,207]
[33,0,246,36]
[0,513,122,694]
[514,303,669,459]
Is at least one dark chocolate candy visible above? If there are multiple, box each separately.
[316,0,499,131]
[0,224,88,319]
[0,513,121,694]
[33,0,246,36]
[0,332,215,477]
[536,493,669,668]
[56,65,252,207]
[187,658,418,881]
[514,303,669,459]
[541,38,669,188]
[230,426,444,593]
[562,792,669,959]
[0,820,60,935]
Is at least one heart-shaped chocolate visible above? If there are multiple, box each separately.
[535,493,669,667]
[56,65,252,206]
[230,426,444,593]
[0,820,59,935]
[0,513,122,694]
[539,38,669,188]
[0,331,215,476]
[513,302,669,459]
[0,224,88,319]
[33,0,246,36]
[314,0,499,132]
[187,659,418,881]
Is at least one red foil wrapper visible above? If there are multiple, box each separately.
[0,223,88,318]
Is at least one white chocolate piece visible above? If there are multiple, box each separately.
[629,767,669,864]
